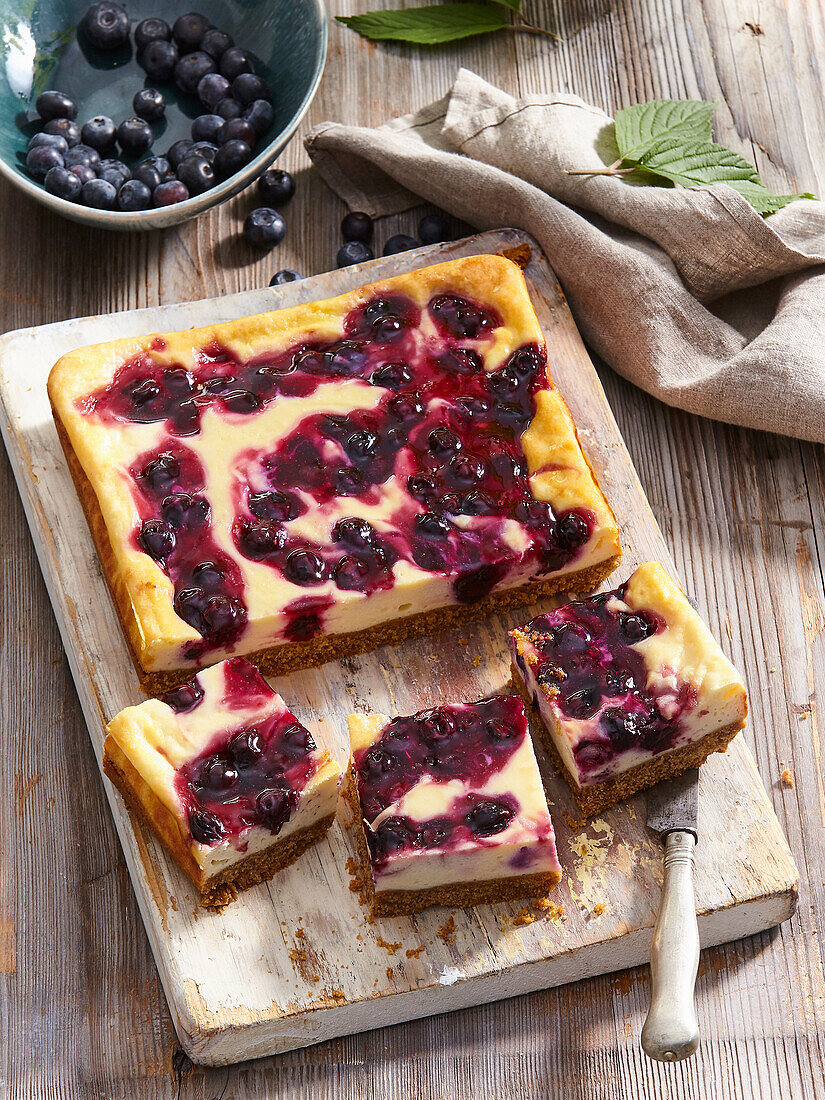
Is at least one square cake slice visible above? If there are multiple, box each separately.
[510,561,748,816]
[103,656,341,908]
[346,695,562,917]
[49,254,621,693]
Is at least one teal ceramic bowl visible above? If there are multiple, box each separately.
[0,0,327,229]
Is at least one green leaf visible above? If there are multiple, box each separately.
[489,0,521,9]
[336,4,508,44]
[635,139,761,189]
[614,99,715,163]
[724,180,814,214]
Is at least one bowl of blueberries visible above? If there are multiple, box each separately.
[0,0,327,228]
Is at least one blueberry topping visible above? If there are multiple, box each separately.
[334,554,371,590]
[465,799,514,836]
[556,511,590,550]
[284,548,326,586]
[162,679,203,712]
[189,808,224,844]
[228,728,262,766]
[429,293,498,339]
[238,520,286,559]
[138,519,176,560]
[415,512,450,539]
[162,492,210,530]
[256,787,293,833]
[369,817,415,860]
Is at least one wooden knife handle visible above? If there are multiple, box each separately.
[641,830,700,1062]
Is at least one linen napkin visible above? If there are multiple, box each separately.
[305,69,825,445]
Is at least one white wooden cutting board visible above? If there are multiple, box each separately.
[0,229,798,1066]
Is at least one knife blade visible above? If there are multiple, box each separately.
[641,768,701,1063]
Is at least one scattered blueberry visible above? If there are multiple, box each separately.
[383,234,418,256]
[418,213,450,244]
[44,166,82,201]
[133,87,166,122]
[36,90,77,121]
[177,155,215,195]
[219,117,255,147]
[197,72,230,110]
[270,269,302,285]
[64,144,101,170]
[81,177,118,209]
[153,179,189,206]
[230,72,270,106]
[172,11,211,52]
[257,168,295,206]
[167,139,195,169]
[133,154,172,189]
[213,138,251,179]
[134,17,171,51]
[215,97,243,120]
[140,39,179,81]
[98,158,131,187]
[44,118,80,146]
[219,46,254,81]
[174,51,216,95]
[242,99,274,136]
[243,207,286,247]
[117,178,152,211]
[26,145,64,181]
[191,113,224,144]
[80,115,116,153]
[341,211,373,242]
[27,132,68,154]
[337,240,373,267]
[80,1,130,50]
[200,28,233,59]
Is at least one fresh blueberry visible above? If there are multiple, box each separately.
[176,155,215,195]
[44,166,82,201]
[219,117,256,146]
[191,113,224,144]
[140,39,178,81]
[174,51,216,95]
[167,139,195,169]
[63,144,101,170]
[43,118,80,146]
[153,179,189,206]
[337,240,373,267]
[133,87,165,122]
[189,140,218,164]
[341,211,372,242]
[134,17,171,50]
[172,12,211,52]
[200,28,233,59]
[243,207,286,247]
[242,99,274,136]
[35,90,77,121]
[81,177,118,209]
[80,116,116,153]
[214,96,242,120]
[383,234,418,256]
[230,72,270,105]
[197,72,229,110]
[27,132,68,154]
[269,269,302,285]
[69,163,97,185]
[257,168,294,206]
[26,145,64,181]
[133,154,172,188]
[219,46,254,80]
[418,212,450,244]
[98,158,131,188]
[213,138,251,179]
[80,2,130,50]
[117,178,152,211]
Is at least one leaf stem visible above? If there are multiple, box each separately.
[510,17,562,41]
[564,166,636,176]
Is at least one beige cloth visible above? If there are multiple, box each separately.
[305,69,825,445]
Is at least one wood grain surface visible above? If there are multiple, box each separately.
[1,0,823,1096]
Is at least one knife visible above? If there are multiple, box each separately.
[641,767,700,1063]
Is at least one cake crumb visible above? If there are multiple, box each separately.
[592,903,606,916]
[563,810,585,830]
[534,899,566,921]
[295,927,305,939]
[406,944,426,958]
[437,915,457,945]
[457,637,469,646]
[376,935,402,955]
[781,769,795,788]
[386,967,394,981]
[471,656,481,668]
[289,947,306,963]
[328,988,346,1001]
[513,907,536,927]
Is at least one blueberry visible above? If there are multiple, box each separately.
[415,512,450,539]
[332,517,376,549]
[80,116,116,153]
[370,361,411,389]
[383,234,418,256]
[43,118,80,146]
[69,163,97,185]
[619,612,655,643]
[341,211,372,242]
[133,154,172,189]
[334,554,370,590]
[248,489,298,521]
[284,548,326,586]
[418,213,450,244]
[191,560,224,589]
[185,142,215,166]
[257,168,295,206]
[27,132,68,154]
[98,159,131,188]
[176,156,214,195]
[116,117,153,157]
[64,144,101,170]
[337,241,373,267]
[167,139,194,169]
[370,817,414,860]
[35,90,77,121]
[256,787,293,834]
[214,96,242,121]
[465,799,514,836]
[228,727,262,766]
[189,808,223,844]
[428,427,461,455]
[81,177,117,209]
[133,88,165,122]
[44,166,82,201]
[556,511,590,550]
[219,117,256,147]
[26,145,64,181]
[269,269,302,285]
[197,72,229,110]
[243,207,286,247]
[162,679,203,713]
[191,113,224,144]
[138,518,176,559]
[141,452,180,493]
[213,138,251,179]
[134,17,171,51]
[200,28,233,59]
[219,46,254,80]
[174,51,216,95]
[242,99,274,136]
[117,178,152,211]
[162,492,210,529]
[140,39,178,81]
[80,2,129,50]
[239,520,286,558]
[153,179,189,206]
[231,72,270,105]
[173,12,211,52]
[407,474,436,503]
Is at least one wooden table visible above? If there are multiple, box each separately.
[1,1,823,1095]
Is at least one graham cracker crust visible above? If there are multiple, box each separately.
[53,396,621,694]
[103,740,335,910]
[344,768,561,918]
[511,663,745,817]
